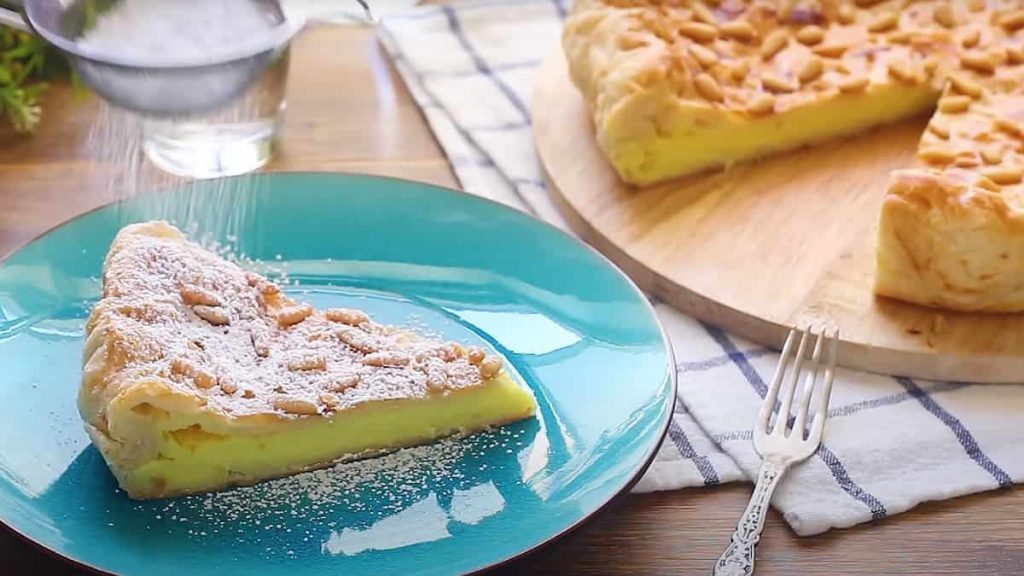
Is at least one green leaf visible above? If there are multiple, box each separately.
[3,43,33,60]
[22,81,48,99]
[0,21,67,132]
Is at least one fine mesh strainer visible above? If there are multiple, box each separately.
[0,0,373,117]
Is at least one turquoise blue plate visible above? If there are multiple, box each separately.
[0,173,674,575]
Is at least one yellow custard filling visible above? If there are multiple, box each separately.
[88,374,534,498]
[604,83,939,186]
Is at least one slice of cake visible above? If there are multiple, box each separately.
[79,221,537,499]
[876,70,1024,311]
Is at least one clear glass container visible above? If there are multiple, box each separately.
[140,48,290,179]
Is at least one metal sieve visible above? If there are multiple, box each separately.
[0,0,373,116]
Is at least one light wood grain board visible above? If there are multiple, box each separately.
[533,52,1024,383]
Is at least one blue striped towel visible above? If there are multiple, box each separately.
[374,0,1024,536]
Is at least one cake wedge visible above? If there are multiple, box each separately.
[79,221,537,499]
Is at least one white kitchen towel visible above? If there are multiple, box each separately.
[376,0,1024,536]
[284,0,420,24]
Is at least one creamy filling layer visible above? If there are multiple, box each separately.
[109,374,536,499]
[602,84,939,186]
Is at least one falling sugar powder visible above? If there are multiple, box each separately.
[86,104,269,247]
[80,1,280,243]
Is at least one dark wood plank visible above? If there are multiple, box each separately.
[495,486,1024,575]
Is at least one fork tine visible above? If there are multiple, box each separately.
[758,328,797,434]
[792,327,825,438]
[772,328,811,437]
[807,327,839,444]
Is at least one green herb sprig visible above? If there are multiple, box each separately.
[0,27,68,133]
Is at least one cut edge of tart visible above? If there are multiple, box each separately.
[877,168,1024,312]
[80,221,537,499]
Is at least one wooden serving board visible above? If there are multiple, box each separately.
[533,52,1024,383]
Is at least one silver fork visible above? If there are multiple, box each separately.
[712,326,839,576]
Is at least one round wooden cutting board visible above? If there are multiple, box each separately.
[533,52,1024,383]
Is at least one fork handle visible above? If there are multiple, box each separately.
[712,458,788,576]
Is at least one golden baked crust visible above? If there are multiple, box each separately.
[80,221,534,498]
[878,52,1024,312]
[878,170,1024,312]
[563,0,1024,312]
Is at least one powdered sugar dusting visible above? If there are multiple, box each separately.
[198,438,471,524]
[134,425,532,547]
[90,222,507,419]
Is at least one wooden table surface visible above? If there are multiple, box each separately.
[2,23,1023,576]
